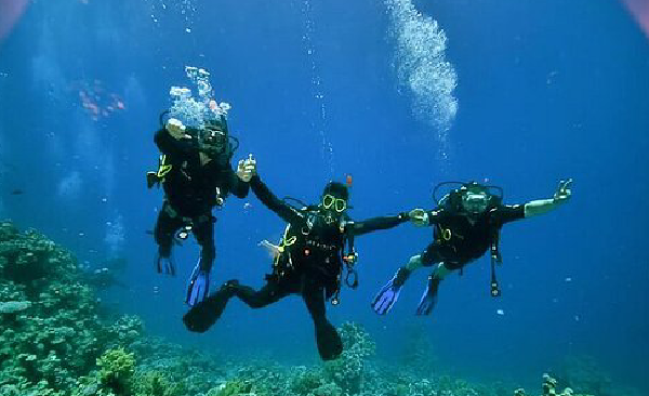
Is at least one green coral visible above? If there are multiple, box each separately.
[132,370,185,396]
[289,366,326,394]
[206,379,253,396]
[324,322,376,394]
[97,348,135,394]
[0,222,155,395]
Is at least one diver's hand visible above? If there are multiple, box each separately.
[236,154,257,182]
[409,208,429,227]
[553,178,572,204]
[166,118,191,140]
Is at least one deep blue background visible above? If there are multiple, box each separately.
[1,0,648,392]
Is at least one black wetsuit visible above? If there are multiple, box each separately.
[153,128,249,273]
[420,204,525,269]
[183,175,408,360]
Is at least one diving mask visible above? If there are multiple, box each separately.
[462,191,489,214]
[202,127,227,150]
[322,194,347,213]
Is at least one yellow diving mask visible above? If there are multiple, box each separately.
[322,194,347,213]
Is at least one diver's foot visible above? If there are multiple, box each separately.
[222,279,240,290]
[371,267,410,315]
[183,289,231,333]
[315,321,343,361]
[415,279,439,316]
[185,271,211,307]
[155,254,176,276]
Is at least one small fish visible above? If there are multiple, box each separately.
[10,189,23,195]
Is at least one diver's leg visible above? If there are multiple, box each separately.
[432,262,453,280]
[303,285,342,361]
[183,277,294,333]
[183,284,234,333]
[185,214,215,306]
[415,261,454,316]
[371,245,436,315]
[230,278,293,309]
[153,204,184,275]
[192,214,216,272]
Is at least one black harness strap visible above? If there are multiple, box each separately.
[490,230,502,297]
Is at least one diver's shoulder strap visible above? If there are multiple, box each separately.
[146,154,173,189]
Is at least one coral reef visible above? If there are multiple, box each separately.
[0,222,108,393]
[97,348,136,394]
[0,221,640,396]
[399,322,438,374]
[514,373,593,396]
[556,355,613,396]
[0,222,222,396]
[323,321,376,394]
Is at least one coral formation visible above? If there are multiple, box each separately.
[323,321,376,394]
[514,373,593,396]
[556,355,613,396]
[399,323,438,374]
[97,348,135,394]
[0,221,639,396]
[0,222,108,393]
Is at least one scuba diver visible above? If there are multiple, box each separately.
[372,179,573,316]
[147,115,252,306]
[183,158,411,360]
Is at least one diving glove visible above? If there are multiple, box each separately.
[371,267,410,315]
[415,276,440,316]
[155,254,176,276]
[185,260,211,306]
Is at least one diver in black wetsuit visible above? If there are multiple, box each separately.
[148,117,251,306]
[183,158,411,360]
[372,179,573,316]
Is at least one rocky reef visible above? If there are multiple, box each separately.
[0,221,640,396]
[514,373,594,396]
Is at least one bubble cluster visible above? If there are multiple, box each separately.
[104,214,125,258]
[146,0,196,32]
[386,0,458,134]
[299,0,334,175]
[169,66,230,129]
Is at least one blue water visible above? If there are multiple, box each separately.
[1,0,648,393]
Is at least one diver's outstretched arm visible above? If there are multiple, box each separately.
[524,179,573,218]
[223,163,250,199]
[250,175,303,224]
[351,212,410,236]
[409,208,448,227]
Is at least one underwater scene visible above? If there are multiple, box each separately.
[1,0,648,395]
